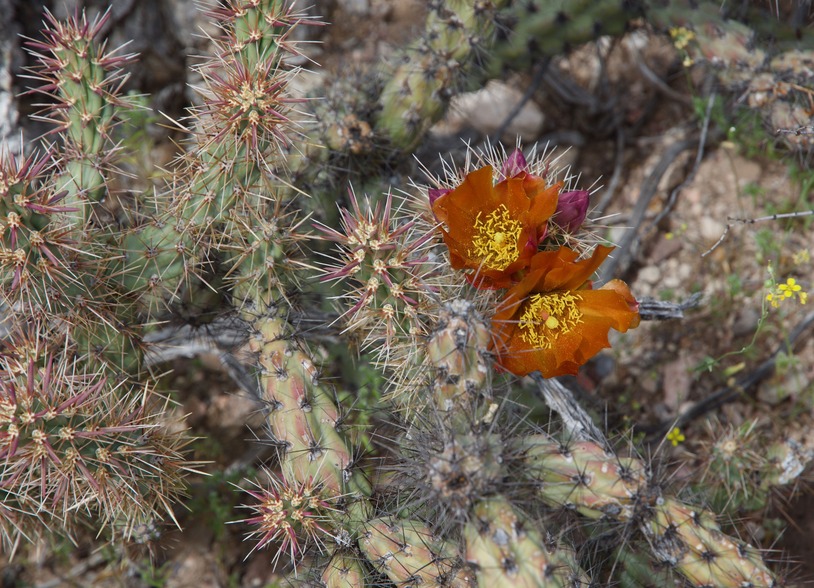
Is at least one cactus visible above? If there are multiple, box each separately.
[0,321,195,551]
[522,433,776,587]
[1,1,798,586]
[695,421,813,516]
[464,497,586,587]
[376,0,508,151]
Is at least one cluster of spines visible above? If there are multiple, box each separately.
[0,322,196,552]
[318,189,438,368]
[695,421,812,517]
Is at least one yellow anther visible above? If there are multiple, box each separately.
[469,204,522,271]
[519,292,583,349]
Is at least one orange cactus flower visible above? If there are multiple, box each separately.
[492,246,639,377]
[431,164,561,289]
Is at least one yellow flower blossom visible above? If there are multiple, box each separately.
[793,249,810,265]
[767,277,808,308]
[667,427,685,447]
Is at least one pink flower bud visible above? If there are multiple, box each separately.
[554,190,589,233]
[428,187,452,206]
[500,148,528,180]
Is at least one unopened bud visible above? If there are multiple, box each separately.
[500,148,528,180]
[554,190,589,233]
[428,187,452,206]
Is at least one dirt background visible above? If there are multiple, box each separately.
[1,0,814,586]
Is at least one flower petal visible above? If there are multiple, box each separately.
[432,164,567,288]
[492,270,639,377]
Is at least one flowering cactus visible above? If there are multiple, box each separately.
[0,2,792,587]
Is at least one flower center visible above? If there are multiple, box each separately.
[469,205,522,271]
[519,292,583,349]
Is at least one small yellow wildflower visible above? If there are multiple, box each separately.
[667,427,685,447]
[793,249,810,265]
[778,277,801,297]
[767,277,808,307]
[669,27,695,50]
[664,223,688,241]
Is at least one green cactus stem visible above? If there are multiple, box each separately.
[25,9,136,226]
[464,496,587,587]
[522,433,776,587]
[359,517,473,587]
[376,0,507,151]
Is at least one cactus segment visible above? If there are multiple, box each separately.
[360,517,472,587]
[644,497,775,588]
[489,0,640,75]
[464,497,587,587]
[524,435,647,521]
[376,0,505,150]
[25,9,136,224]
[0,323,196,549]
[426,300,493,414]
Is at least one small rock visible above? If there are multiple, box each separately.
[638,266,661,285]
[446,80,545,141]
[699,216,725,241]
[650,235,683,263]
[677,263,692,280]
[662,356,692,410]
[732,307,760,337]
[206,392,265,436]
[166,547,224,588]
[338,0,370,15]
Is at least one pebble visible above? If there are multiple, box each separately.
[638,266,661,285]
[699,216,725,241]
[338,0,370,15]
[446,81,545,141]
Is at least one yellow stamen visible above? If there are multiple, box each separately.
[469,205,522,271]
[519,292,582,349]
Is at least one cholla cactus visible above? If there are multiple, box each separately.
[1,2,796,586]
[0,321,195,551]
[377,0,507,150]
[317,189,438,361]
